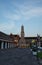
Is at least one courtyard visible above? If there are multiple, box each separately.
[0,48,39,65]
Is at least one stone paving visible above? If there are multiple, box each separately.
[0,48,39,65]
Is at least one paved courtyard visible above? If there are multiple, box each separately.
[0,48,39,65]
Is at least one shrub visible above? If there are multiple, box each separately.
[38,52,42,59]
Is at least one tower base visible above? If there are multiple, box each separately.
[19,39,26,48]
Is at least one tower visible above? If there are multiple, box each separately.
[19,25,26,48]
[21,25,25,42]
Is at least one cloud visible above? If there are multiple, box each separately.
[0,21,15,33]
[11,1,42,20]
[1,0,42,21]
[21,7,42,20]
[3,6,42,21]
[4,12,21,21]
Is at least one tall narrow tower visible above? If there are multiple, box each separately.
[19,25,26,47]
[21,25,25,41]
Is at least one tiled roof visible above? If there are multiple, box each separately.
[25,37,42,39]
[25,37,37,39]
[0,31,12,42]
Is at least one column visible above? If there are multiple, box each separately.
[1,41,4,49]
[5,42,7,49]
[9,43,10,48]
[9,43,11,48]
[7,42,8,48]
[11,43,12,48]
[10,43,11,48]
[8,43,10,48]
[11,43,14,48]
[12,43,14,48]
[12,44,14,48]
[13,44,15,47]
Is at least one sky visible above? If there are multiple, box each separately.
[0,0,42,37]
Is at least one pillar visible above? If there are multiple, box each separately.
[11,43,12,48]
[5,42,7,49]
[13,44,14,48]
[11,43,13,48]
[12,44,14,47]
[1,41,4,49]
[8,43,10,48]
[10,43,11,48]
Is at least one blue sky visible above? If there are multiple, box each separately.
[0,0,42,37]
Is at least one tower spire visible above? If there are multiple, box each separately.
[21,25,25,38]
[19,25,26,48]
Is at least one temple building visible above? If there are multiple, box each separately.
[0,32,14,49]
[19,25,42,48]
[0,32,19,49]
[0,25,42,49]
